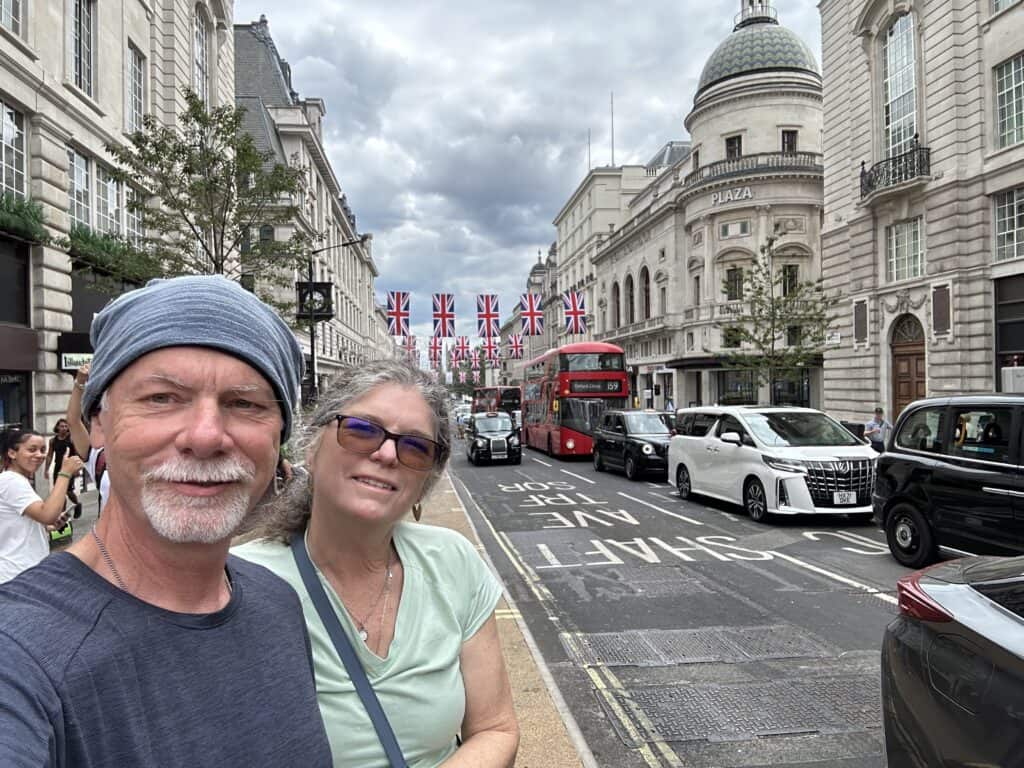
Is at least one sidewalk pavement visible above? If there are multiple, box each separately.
[422,471,588,768]
[49,475,589,767]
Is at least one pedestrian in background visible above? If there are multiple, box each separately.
[0,275,332,767]
[44,418,82,519]
[0,429,79,584]
[64,363,110,514]
[865,406,893,452]
[236,359,519,767]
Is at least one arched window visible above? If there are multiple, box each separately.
[882,14,917,158]
[639,267,651,320]
[625,275,635,325]
[611,283,621,328]
[193,5,211,103]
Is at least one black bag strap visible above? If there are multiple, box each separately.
[291,532,407,768]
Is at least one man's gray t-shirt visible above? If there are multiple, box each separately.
[0,553,333,767]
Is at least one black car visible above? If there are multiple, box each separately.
[873,394,1024,568]
[592,409,671,480]
[466,412,521,465]
[882,556,1024,767]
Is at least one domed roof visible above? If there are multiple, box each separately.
[696,18,819,96]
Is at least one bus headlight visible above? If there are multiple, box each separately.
[641,443,654,455]
[566,439,576,450]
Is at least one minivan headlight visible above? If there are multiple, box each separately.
[509,435,519,446]
[641,443,654,455]
[762,455,807,473]
[475,438,486,448]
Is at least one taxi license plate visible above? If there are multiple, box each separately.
[833,491,857,505]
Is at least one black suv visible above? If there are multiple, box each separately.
[873,394,1024,568]
[592,409,671,480]
[466,412,522,465]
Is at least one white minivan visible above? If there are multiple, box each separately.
[668,406,877,522]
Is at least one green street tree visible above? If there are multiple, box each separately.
[102,88,311,298]
[717,233,837,404]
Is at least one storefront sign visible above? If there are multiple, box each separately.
[60,353,94,371]
[57,332,94,372]
[711,186,753,205]
[570,380,623,394]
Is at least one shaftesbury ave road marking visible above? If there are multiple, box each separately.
[617,492,705,526]
[559,469,596,485]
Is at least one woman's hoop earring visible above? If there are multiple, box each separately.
[412,502,422,522]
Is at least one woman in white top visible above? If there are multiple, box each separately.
[0,429,80,583]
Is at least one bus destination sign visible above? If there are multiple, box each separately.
[570,380,622,394]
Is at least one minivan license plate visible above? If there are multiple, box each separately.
[833,491,857,505]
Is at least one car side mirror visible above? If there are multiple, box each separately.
[720,431,742,445]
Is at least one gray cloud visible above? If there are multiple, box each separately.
[235,0,822,340]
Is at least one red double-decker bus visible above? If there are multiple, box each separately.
[521,342,629,457]
[471,386,522,417]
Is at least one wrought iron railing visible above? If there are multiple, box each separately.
[860,139,931,198]
[684,151,822,187]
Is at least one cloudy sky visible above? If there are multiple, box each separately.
[235,0,822,343]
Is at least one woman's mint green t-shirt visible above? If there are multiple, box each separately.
[233,522,502,768]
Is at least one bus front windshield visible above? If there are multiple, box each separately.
[558,397,627,436]
[559,353,625,372]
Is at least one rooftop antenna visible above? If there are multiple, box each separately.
[610,92,615,166]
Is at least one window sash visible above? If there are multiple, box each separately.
[67,149,91,229]
[725,268,744,301]
[128,45,146,133]
[95,166,121,234]
[996,54,1024,149]
[883,14,917,158]
[886,217,924,281]
[193,9,209,103]
[1,101,25,198]
[73,0,94,97]
[1,0,21,36]
[995,187,1024,262]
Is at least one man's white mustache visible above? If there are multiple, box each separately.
[142,457,256,484]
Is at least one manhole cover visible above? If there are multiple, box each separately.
[561,631,663,666]
[721,625,833,660]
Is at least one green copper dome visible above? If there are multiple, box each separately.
[697,20,820,95]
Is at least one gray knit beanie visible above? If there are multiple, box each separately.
[82,275,304,440]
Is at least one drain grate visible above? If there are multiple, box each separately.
[566,631,663,667]
[601,676,881,744]
[719,625,833,660]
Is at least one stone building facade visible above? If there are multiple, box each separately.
[235,16,380,397]
[0,0,234,431]
[819,0,1024,421]
[588,0,825,410]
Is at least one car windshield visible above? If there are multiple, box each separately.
[476,416,512,432]
[743,411,861,447]
[624,413,671,435]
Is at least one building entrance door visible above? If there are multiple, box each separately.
[890,314,926,419]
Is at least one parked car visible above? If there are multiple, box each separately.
[882,556,1024,767]
[873,394,1024,568]
[465,412,521,465]
[592,409,671,480]
[668,406,877,522]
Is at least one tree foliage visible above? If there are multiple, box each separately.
[717,234,837,403]
[103,89,311,295]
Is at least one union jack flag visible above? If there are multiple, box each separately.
[458,371,467,383]
[454,336,470,361]
[507,334,524,359]
[562,290,587,335]
[476,294,500,337]
[432,293,455,338]
[471,371,480,383]
[481,336,498,361]
[386,291,410,337]
[428,337,442,362]
[403,335,417,361]
[519,294,544,336]
[470,348,480,370]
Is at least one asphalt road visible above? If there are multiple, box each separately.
[452,442,915,768]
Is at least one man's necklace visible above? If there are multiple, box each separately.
[90,528,232,596]
[343,547,394,644]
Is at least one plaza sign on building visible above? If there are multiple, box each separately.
[711,186,753,205]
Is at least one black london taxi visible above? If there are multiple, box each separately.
[873,394,1024,568]
[466,412,522,465]
[592,409,671,480]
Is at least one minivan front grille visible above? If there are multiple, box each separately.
[802,458,874,507]
[490,438,507,454]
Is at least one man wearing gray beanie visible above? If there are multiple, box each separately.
[0,276,333,767]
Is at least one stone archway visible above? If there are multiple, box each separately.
[890,313,926,418]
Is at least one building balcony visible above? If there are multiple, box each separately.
[595,315,668,342]
[859,140,931,202]
[683,151,822,188]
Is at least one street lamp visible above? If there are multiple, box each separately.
[297,233,371,402]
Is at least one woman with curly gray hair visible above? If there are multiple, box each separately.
[234,359,519,768]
